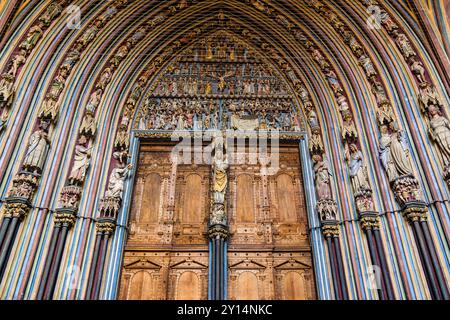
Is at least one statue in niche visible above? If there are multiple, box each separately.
[359,55,377,78]
[39,2,62,26]
[23,121,50,174]
[105,163,133,199]
[86,88,103,113]
[306,105,319,128]
[68,135,92,185]
[372,81,389,106]
[313,154,332,200]
[96,67,112,90]
[380,10,399,34]
[395,33,416,60]
[129,26,146,46]
[48,68,67,98]
[418,82,442,112]
[19,24,43,53]
[111,44,129,67]
[347,144,370,191]
[61,49,81,73]
[212,135,228,205]
[39,95,58,121]
[311,49,330,70]
[379,125,413,182]
[410,58,426,84]
[77,21,100,48]
[0,112,8,132]
[337,95,350,114]
[325,69,343,95]
[0,74,15,107]
[428,105,450,165]
[7,49,27,77]
[79,112,96,137]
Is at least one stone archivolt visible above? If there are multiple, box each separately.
[0,0,448,300]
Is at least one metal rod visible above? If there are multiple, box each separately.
[92,234,109,299]
[215,237,220,300]
[326,237,341,299]
[36,225,61,299]
[0,217,12,251]
[0,217,19,280]
[219,238,224,300]
[412,220,442,299]
[420,221,449,299]
[210,239,215,300]
[333,237,349,300]
[85,233,101,299]
[44,225,69,300]
[373,229,395,300]
[365,228,385,300]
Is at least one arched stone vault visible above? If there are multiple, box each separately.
[0,0,448,300]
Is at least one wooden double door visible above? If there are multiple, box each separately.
[118,142,316,300]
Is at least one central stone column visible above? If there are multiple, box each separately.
[208,133,229,300]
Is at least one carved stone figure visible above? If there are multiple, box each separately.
[380,10,399,34]
[359,55,377,78]
[212,135,228,205]
[325,69,343,95]
[410,58,426,84]
[96,68,112,90]
[418,82,442,112]
[396,33,416,60]
[111,44,129,67]
[61,49,81,72]
[379,125,413,182]
[313,154,332,200]
[7,50,27,77]
[342,118,358,141]
[39,96,58,121]
[105,164,133,199]
[79,112,96,137]
[69,136,92,185]
[309,131,324,154]
[311,49,330,70]
[48,68,67,98]
[428,105,450,165]
[19,25,43,52]
[39,2,62,26]
[77,23,100,48]
[129,26,146,46]
[23,122,50,173]
[0,74,15,107]
[86,89,103,113]
[348,144,370,191]
[372,81,389,106]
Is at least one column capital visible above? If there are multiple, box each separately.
[402,201,428,223]
[1,197,31,220]
[359,211,381,231]
[54,208,77,228]
[321,222,340,238]
[208,224,229,240]
[96,218,116,235]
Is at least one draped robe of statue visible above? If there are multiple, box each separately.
[23,129,49,172]
[69,144,92,184]
[380,129,413,181]
[213,152,228,205]
[348,148,370,191]
[429,109,450,165]
[390,130,413,177]
[314,158,332,200]
[105,164,133,199]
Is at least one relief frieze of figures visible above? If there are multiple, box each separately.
[135,33,302,133]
